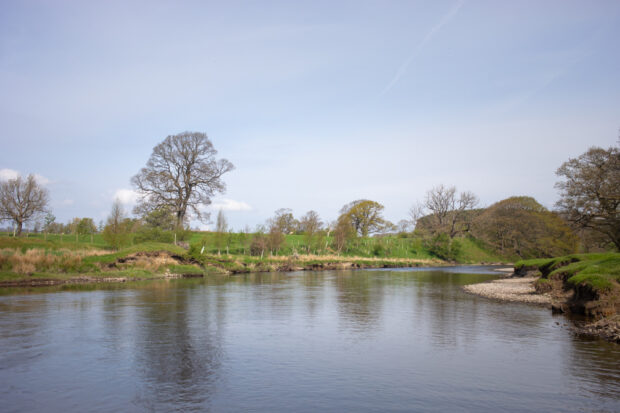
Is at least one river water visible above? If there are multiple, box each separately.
[0,266,618,412]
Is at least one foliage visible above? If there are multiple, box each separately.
[102,201,131,250]
[140,206,177,231]
[472,196,577,259]
[424,233,461,261]
[299,210,322,253]
[133,227,175,244]
[250,232,268,257]
[270,208,298,234]
[76,218,97,235]
[339,199,392,237]
[555,145,620,250]
[333,214,355,253]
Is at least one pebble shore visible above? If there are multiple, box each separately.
[463,276,551,306]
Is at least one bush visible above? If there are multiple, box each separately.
[425,233,460,261]
[372,243,385,257]
[134,228,175,244]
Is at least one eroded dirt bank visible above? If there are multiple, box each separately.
[463,266,619,344]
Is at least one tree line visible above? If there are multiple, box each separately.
[1,131,618,259]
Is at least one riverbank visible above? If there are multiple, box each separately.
[0,243,442,288]
[464,253,620,344]
[462,276,551,306]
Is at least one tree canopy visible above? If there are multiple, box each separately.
[472,196,577,259]
[0,174,49,235]
[339,199,391,237]
[555,145,620,250]
[132,132,234,229]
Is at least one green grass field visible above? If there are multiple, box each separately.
[1,230,505,263]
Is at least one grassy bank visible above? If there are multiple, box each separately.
[515,253,620,318]
[0,237,443,287]
[1,231,505,263]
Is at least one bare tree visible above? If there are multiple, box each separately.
[132,132,234,229]
[102,200,130,250]
[424,185,457,229]
[214,209,228,255]
[0,174,49,236]
[449,191,479,237]
[408,202,425,231]
[419,185,478,238]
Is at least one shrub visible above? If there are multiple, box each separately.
[134,228,175,244]
[425,233,460,261]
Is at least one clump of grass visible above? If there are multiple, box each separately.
[0,248,94,275]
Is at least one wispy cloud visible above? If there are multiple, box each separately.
[381,0,465,95]
[209,198,252,212]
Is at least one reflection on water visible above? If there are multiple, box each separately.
[0,267,618,412]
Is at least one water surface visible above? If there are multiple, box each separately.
[0,267,618,412]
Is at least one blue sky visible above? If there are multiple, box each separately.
[1,0,619,230]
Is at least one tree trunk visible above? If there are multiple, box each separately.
[16,221,23,236]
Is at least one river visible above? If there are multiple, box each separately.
[0,266,618,412]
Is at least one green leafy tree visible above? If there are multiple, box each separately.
[332,215,355,254]
[473,196,577,259]
[142,206,177,230]
[77,218,97,235]
[555,145,620,250]
[339,200,391,237]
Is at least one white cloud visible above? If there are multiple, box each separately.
[33,173,51,186]
[0,169,51,185]
[114,189,140,205]
[61,199,75,206]
[209,198,252,212]
[0,168,20,181]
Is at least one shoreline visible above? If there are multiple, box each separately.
[463,271,620,344]
[463,276,552,306]
[0,259,447,288]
